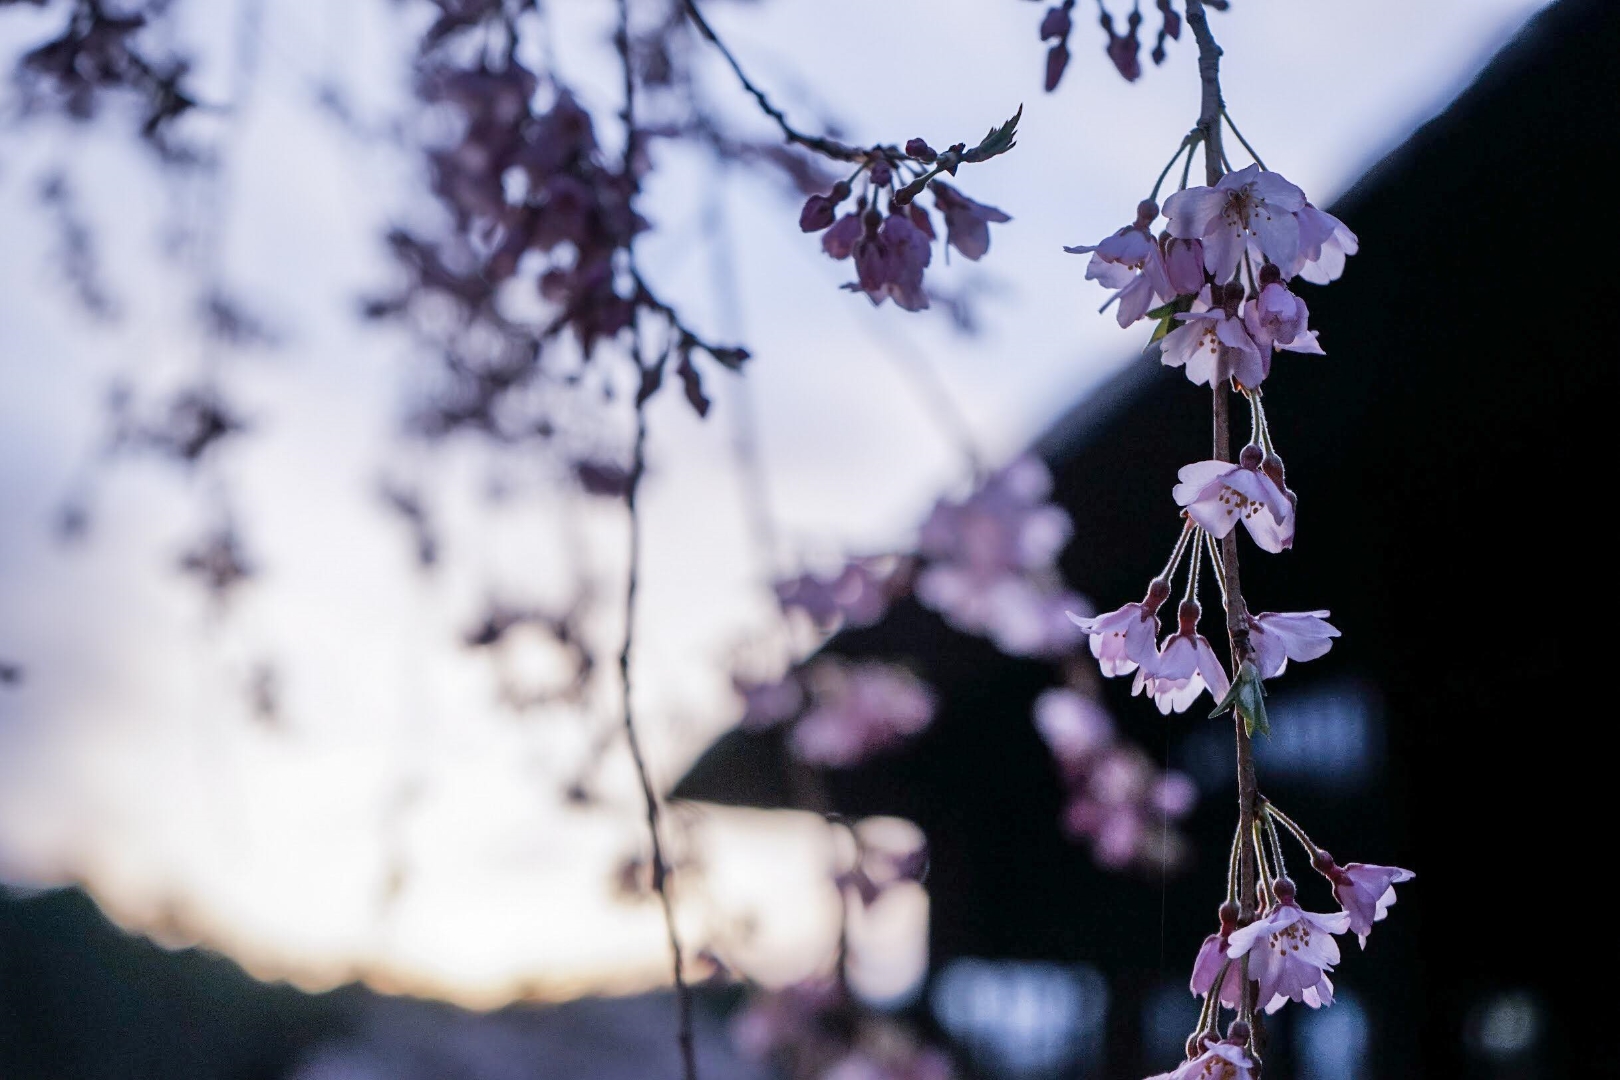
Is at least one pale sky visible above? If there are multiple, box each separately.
[0,0,1549,1005]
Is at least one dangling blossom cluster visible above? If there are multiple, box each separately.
[775,556,915,633]
[1034,0,1193,92]
[914,456,1086,658]
[740,658,937,769]
[1184,801,1412,1022]
[1060,11,1410,1068]
[798,120,1017,311]
[1035,689,1197,870]
[737,455,1197,864]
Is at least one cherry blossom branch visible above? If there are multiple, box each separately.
[1185,0,1264,1047]
[615,5,699,1077]
[679,0,867,163]
[681,0,1020,183]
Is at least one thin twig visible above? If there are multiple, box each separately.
[680,0,868,162]
[615,3,699,1076]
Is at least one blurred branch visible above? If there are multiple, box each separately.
[614,2,699,1076]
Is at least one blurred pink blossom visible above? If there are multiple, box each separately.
[791,660,936,767]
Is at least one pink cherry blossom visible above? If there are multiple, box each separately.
[1163,164,1308,283]
[1163,236,1206,296]
[1037,689,1198,870]
[1190,928,1244,1009]
[1173,453,1295,553]
[1242,281,1323,357]
[735,673,804,729]
[916,456,1083,657]
[1246,609,1340,679]
[1226,893,1351,1014]
[1160,307,1267,388]
[853,211,932,311]
[775,556,904,630]
[1327,861,1415,947]
[790,660,935,767]
[932,180,1012,262]
[1290,203,1359,284]
[1067,577,1170,676]
[1134,599,1230,714]
[1066,201,1174,327]
[1147,1042,1256,1080]
[1034,686,1115,767]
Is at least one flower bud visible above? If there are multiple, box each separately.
[1226,1019,1251,1044]
[1261,452,1286,488]
[868,158,893,188]
[1271,876,1296,902]
[830,180,852,203]
[1311,848,1336,874]
[861,207,883,235]
[1040,4,1072,41]
[1217,900,1240,930]
[905,137,937,163]
[798,194,837,232]
[1258,262,1283,286]
[1178,599,1201,633]
[1239,443,1264,469]
[1136,199,1159,227]
[1145,576,1172,610]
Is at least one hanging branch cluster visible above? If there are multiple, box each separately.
[1032,0,1222,91]
[8,0,199,143]
[1061,1,1409,1074]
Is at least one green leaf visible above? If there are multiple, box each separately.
[962,105,1022,163]
[1210,660,1271,737]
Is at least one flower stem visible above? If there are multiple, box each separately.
[1150,132,1199,203]
[1186,0,1265,1058]
[1221,107,1269,171]
[1263,800,1322,858]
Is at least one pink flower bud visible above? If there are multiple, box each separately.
[904,137,936,162]
[1261,452,1286,488]
[1239,443,1264,469]
[798,194,837,232]
[1177,599,1201,633]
